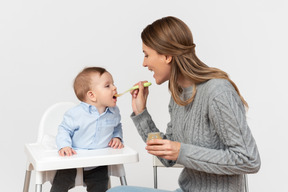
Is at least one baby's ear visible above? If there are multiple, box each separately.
[87,91,97,102]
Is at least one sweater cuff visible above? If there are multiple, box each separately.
[176,143,190,165]
[130,108,149,123]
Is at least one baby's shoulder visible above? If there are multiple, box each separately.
[64,104,83,116]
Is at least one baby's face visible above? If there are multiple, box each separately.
[89,72,117,108]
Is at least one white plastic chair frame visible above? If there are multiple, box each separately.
[23,102,127,192]
[153,156,183,189]
[153,156,249,192]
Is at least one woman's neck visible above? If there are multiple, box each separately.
[177,75,194,88]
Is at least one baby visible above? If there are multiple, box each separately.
[51,67,123,192]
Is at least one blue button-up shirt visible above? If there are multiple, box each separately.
[56,102,123,150]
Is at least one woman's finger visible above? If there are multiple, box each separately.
[146,140,181,161]
[146,138,166,145]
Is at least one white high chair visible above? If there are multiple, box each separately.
[23,102,139,192]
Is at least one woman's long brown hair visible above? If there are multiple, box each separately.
[141,16,248,108]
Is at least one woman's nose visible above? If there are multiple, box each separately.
[142,61,147,67]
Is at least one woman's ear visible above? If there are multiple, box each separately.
[87,91,97,102]
[165,55,172,64]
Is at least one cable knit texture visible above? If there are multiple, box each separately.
[131,79,260,192]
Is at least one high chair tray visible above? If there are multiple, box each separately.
[25,143,139,171]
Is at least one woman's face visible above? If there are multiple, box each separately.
[142,43,172,85]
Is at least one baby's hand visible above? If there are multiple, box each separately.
[58,146,77,156]
[109,137,124,149]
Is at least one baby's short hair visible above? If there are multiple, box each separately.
[73,67,107,101]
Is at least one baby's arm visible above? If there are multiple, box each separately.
[109,137,124,149]
[58,146,77,156]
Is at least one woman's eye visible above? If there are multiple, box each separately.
[144,55,148,58]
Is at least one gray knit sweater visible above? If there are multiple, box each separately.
[131,79,261,192]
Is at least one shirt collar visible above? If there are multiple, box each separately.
[80,102,115,115]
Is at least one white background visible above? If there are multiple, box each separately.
[1,0,287,191]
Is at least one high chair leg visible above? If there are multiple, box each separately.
[153,166,158,189]
[35,184,42,192]
[23,170,31,192]
[120,176,127,185]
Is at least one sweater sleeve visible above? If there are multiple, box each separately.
[131,99,177,167]
[131,109,161,142]
[176,91,261,175]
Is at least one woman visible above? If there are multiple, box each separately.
[108,16,260,192]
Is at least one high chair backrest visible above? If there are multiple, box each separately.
[37,102,76,148]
